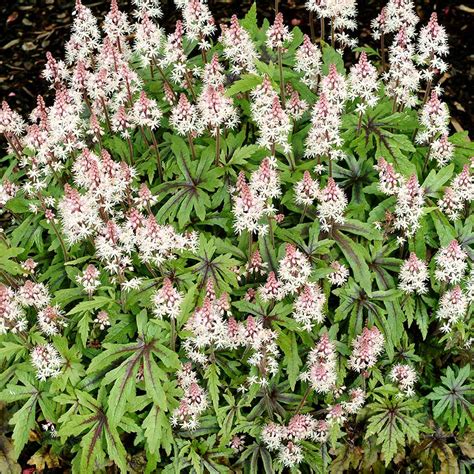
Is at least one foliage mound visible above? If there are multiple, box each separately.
[0,0,473,472]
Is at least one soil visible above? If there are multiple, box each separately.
[0,0,472,131]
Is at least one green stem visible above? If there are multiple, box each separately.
[278,47,286,109]
[170,317,176,352]
[215,127,221,166]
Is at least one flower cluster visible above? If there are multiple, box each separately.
[399,253,429,295]
[262,414,328,468]
[390,364,417,397]
[349,326,385,373]
[171,362,209,430]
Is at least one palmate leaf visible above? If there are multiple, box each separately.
[88,327,180,428]
[154,135,224,227]
[332,230,372,292]
[427,365,474,432]
[185,235,240,293]
[0,375,54,460]
[366,396,424,466]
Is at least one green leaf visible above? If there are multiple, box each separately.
[10,394,37,459]
[333,230,372,292]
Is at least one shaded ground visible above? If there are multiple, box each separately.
[0,0,473,132]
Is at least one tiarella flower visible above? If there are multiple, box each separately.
[0,285,27,334]
[439,165,474,220]
[17,280,50,308]
[232,170,275,236]
[320,64,348,112]
[371,0,419,40]
[112,105,134,138]
[266,13,292,50]
[438,187,464,222]
[295,35,322,89]
[21,259,37,274]
[134,216,197,266]
[160,21,188,86]
[134,12,163,68]
[430,135,454,167]
[250,156,281,201]
[305,93,344,162]
[132,0,162,19]
[76,264,100,296]
[250,76,278,116]
[349,326,385,372]
[293,283,326,330]
[171,364,209,430]
[327,261,349,286]
[201,53,225,87]
[342,388,366,414]
[65,0,100,64]
[176,0,216,50]
[42,52,69,88]
[348,52,379,107]
[278,441,303,468]
[417,13,449,81]
[399,253,429,295]
[104,0,131,42]
[301,333,337,393]
[0,101,25,137]
[374,158,401,195]
[31,343,63,380]
[435,240,467,284]
[307,0,357,49]
[259,272,286,302]
[94,310,111,330]
[0,179,18,208]
[384,28,420,109]
[256,97,292,153]
[317,178,347,231]
[197,84,239,132]
[95,220,134,278]
[326,403,346,425]
[229,434,246,452]
[152,278,183,319]
[416,92,450,145]
[390,364,417,396]
[436,286,467,332]
[132,91,162,130]
[287,89,308,120]
[278,244,312,293]
[246,249,268,276]
[219,15,258,75]
[170,93,203,137]
[295,171,319,206]
[262,422,285,451]
[37,305,67,336]
[393,175,424,238]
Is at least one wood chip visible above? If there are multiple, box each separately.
[456,4,474,13]
[450,117,464,133]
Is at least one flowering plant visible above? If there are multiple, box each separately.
[0,0,473,472]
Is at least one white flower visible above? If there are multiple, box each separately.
[152,278,183,319]
[293,283,326,331]
[327,261,349,286]
[436,286,467,331]
[31,344,63,380]
[390,364,417,397]
[278,244,312,294]
[435,240,467,284]
[399,253,429,295]
[317,178,347,231]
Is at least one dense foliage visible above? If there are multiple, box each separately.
[0,0,473,472]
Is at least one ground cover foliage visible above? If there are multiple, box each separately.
[0,0,473,472]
